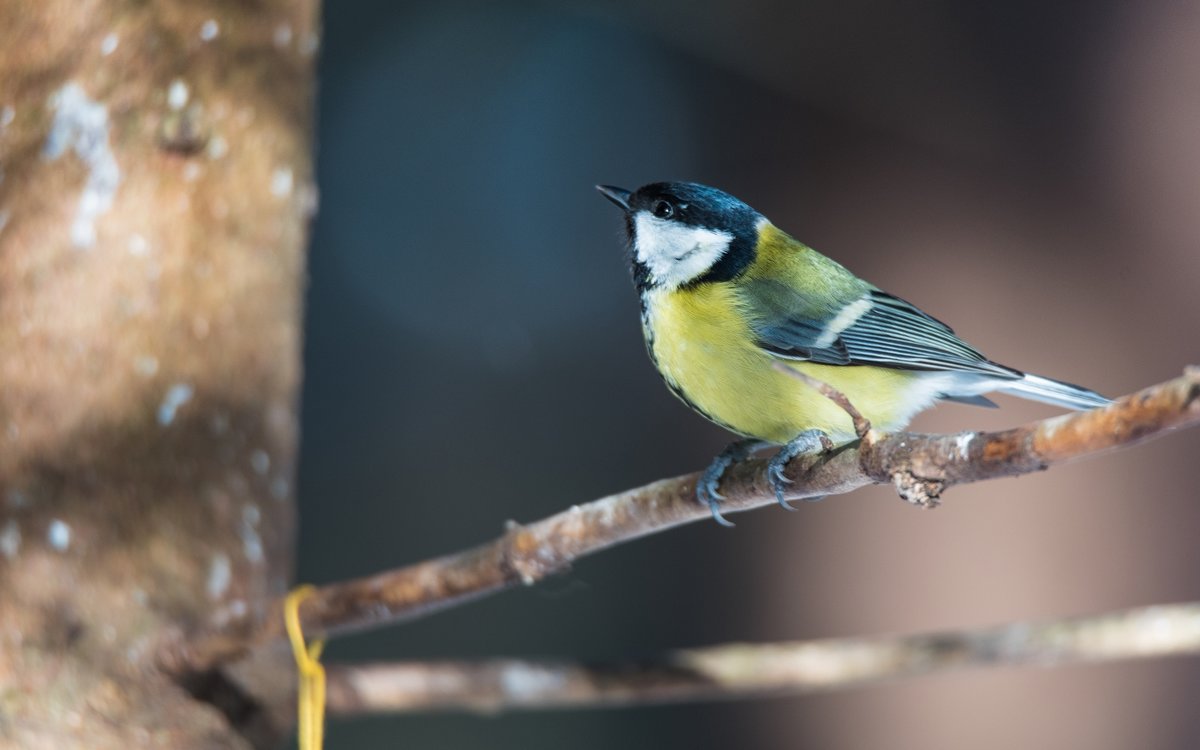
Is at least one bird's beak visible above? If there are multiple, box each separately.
[595,184,632,211]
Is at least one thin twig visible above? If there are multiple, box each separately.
[772,362,872,438]
[163,368,1200,673]
[322,601,1200,715]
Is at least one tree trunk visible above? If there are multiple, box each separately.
[0,1,318,746]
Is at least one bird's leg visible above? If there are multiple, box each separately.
[698,438,771,527]
[768,429,835,510]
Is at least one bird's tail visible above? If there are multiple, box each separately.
[997,372,1111,410]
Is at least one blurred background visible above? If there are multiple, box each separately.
[298,1,1200,747]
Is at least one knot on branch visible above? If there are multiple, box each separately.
[891,471,944,509]
[501,521,567,586]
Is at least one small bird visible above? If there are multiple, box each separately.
[597,181,1109,525]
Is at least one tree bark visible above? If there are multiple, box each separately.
[0,1,318,747]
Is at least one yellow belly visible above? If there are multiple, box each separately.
[644,284,922,443]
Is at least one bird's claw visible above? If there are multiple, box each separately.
[767,461,797,510]
[697,439,768,527]
[697,432,833,521]
[697,466,734,527]
[767,429,834,509]
[768,461,792,487]
[706,500,735,528]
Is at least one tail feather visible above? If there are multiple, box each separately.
[997,373,1111,410]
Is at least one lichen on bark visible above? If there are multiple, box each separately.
[0,1,319,746]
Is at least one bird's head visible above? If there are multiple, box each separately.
[597,181,763,292]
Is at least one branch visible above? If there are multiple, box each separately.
[322,601,1200,715]
[165,368,1200,673]
[773,362,871,438]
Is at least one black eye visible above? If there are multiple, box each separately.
[652,200,674,219]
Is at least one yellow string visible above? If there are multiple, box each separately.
[285,585,326,750]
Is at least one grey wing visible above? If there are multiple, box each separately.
[754,288,1021,381]
[752,315,852,365]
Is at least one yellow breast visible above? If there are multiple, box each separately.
[643,284,921,443]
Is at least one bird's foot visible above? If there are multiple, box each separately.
[698,438,770,527]
[767,429,835,510]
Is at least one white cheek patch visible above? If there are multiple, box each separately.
[633,212,733,289]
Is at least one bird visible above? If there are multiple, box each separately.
[596,181,1110,526]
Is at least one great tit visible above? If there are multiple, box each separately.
[597,181,1109,526]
